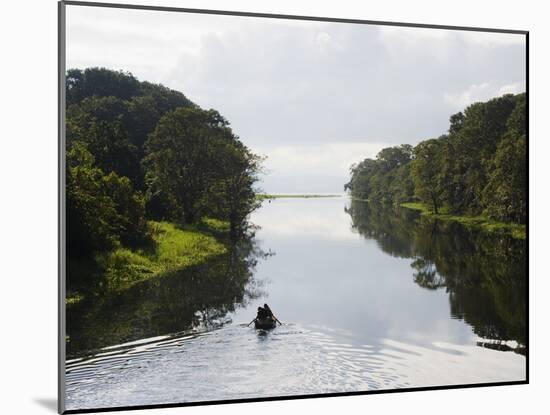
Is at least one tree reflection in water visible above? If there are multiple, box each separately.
[67,235,269,359]
[345,200,526,355]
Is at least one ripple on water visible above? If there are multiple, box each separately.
[66,322,526,410]
[66,323,416,409]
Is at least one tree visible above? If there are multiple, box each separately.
[139,81,194,114]
[444,94,518,214]
[66,143,120,257]
[124,95,161,155]
[66,68,141,106]
[390,163,415,205]
[376,144,413,171]
[144,107,259,227]
[67,141,150,255]
[67,96,141,186]
[449,112,465,134]
[344,145,413,204]
[207,139,264,237]
[102,172,150,246]
[411,139,444,214]
[345,158,379,200]
[482,95,526,223]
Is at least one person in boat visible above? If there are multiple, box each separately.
[248,304,281,328]
[263,303,274,319]
[256,306,268,320]
[263,303,281,325]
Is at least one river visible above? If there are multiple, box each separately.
[65,196,526,410]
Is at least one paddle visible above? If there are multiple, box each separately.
[263,304,282,325]
[246,318,257,327]
[271,314,282,325]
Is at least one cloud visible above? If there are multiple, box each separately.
[444,80,526,110]
[250,141,390,193]
[498,81,526,95]
[256,142,389,178]
[444,82,492,108]
[65,5,526,192]
[461,31,526,48]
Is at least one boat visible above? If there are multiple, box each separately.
[254,317,277,330]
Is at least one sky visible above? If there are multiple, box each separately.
[66,5,526,193]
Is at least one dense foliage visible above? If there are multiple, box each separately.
[66,68,262,292]
[345,93,526,224]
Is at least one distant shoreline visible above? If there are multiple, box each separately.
[257,194,342,200]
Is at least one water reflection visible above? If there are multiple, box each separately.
[66,197,526,410]
[67,237,268,358]
[345,200,526,354]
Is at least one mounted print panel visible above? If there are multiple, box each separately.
[59,1,528,413]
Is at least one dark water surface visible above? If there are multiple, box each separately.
[66,197,526,410]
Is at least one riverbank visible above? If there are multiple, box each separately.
[257,194,342,200]
[400,202,526,240]
[66,220,227,304]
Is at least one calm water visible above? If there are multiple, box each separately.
[65,197,526,410]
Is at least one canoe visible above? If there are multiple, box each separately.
[254,317,277,330]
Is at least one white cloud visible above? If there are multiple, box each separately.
[378,25,452,42]
[378,25,524,49]
[498,81,526,95]
[462,31,526,48]
[65,5,526,192]
[444,80,526,110]
[314,31,344,54]
[255,141,389,178]
[444,82,492,109]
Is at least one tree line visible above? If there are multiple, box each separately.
[66,68,262,276]
[345,93,526,224]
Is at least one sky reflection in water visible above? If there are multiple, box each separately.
[66,197,526,410]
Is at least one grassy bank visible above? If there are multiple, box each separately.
[66,220,227,304]
[257,194,342,200]
[400,202,526,240]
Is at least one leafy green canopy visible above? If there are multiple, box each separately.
[143,107,263,233]
[66,68,263,292]
[345,93,526,224]
[345,144,414,205]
